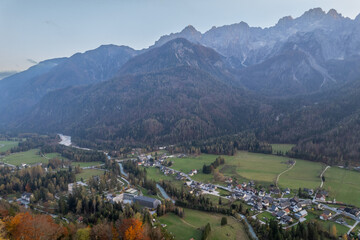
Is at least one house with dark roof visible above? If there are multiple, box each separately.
[134,196,161,209]
[284,188,290,195]
[290,196,300,204]
[270,205,279,212]
[282,215,293,224]
[276,211,287,219]
[303,188,314,195]
[21,192,33,202]
[280,201,291,209]
[294,210,308,219]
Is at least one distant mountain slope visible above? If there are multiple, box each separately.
[255,78,360,165]
[17,39,261,144]
[0,45,138,125]
[119,38,239,87]
[0,71,18,80]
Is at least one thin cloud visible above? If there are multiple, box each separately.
[27,59,38,64]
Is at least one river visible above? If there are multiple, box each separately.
[237,213,259,240]
[58,134,71,146]
[156,184,175,203]
[58,134,91,150]
[118,163,128,178]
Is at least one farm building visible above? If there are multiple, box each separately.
[134,196,161,209]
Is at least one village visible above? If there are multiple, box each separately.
[2,142,360,239]
[134,151,360,237]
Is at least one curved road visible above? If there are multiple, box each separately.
[320,166,330,188]
[276,160,296,188]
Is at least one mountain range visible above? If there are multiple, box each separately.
[2,8,360,165]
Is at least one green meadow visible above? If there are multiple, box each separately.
[278,159,324,190]
[71,161,103,168]
[158,208,249,240]
[76,169,104,181]
[0,141,19,152]
[1,149,48,166]
[323,167,360,207]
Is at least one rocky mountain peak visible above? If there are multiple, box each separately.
[327,9,342,19]
[276,16,294,26]
[301,7,326,19]
[181,25,200,34]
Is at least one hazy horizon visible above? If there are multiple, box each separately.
[1,0,360,72]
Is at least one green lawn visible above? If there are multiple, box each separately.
[333,215,356,226]
[138,186,162,200]
[158,208,249,240]
[171,152,289,185]
[0,141,19,152]
[256,211,276,222]
[76,169,104,181]
[203,194,231,206]
[71,161,103,167]
[278,159,324,190]
[232,151,289,184]
[143,167,175,182]
[352,223,360,235]
[271,144,295,154]
[323,167,360,207]
[141,167,184,190]
[43,152,67,160]
[0,149,48,166]
[319,220,350,237]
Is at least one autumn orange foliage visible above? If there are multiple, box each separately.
[6,212,66,240]
[119,218,144,240]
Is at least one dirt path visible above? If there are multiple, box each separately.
[180,218,197,228]
[320,166,330,188]
[276,160,296,188]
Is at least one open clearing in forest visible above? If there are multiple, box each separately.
[0,141,19,152]
[76,169,104,181]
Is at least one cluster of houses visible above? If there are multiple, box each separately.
[135,152,360,230]
[185,180,217,193]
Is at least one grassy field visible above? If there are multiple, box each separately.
[278,159,324,190]
[171,154,232,183]
[143,167,175,182]
[323,167,360,207]
[76,169,104,181]
[231,151,289,184]
[256,211,276,222]
[271,144,295,154]
[0,149,48,166]
[352,223,360,235]
[71,161,103,167]
[138,186,162,200]
[171,152,290,185]
[333,215,356,226]
[319,220,350,237]
[43,152,67,160]
[0,141,19,152]
[141,167,184,190]
[158,208,249,240]
[169,151,360,207]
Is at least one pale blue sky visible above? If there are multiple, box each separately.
[1,0,360,71]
